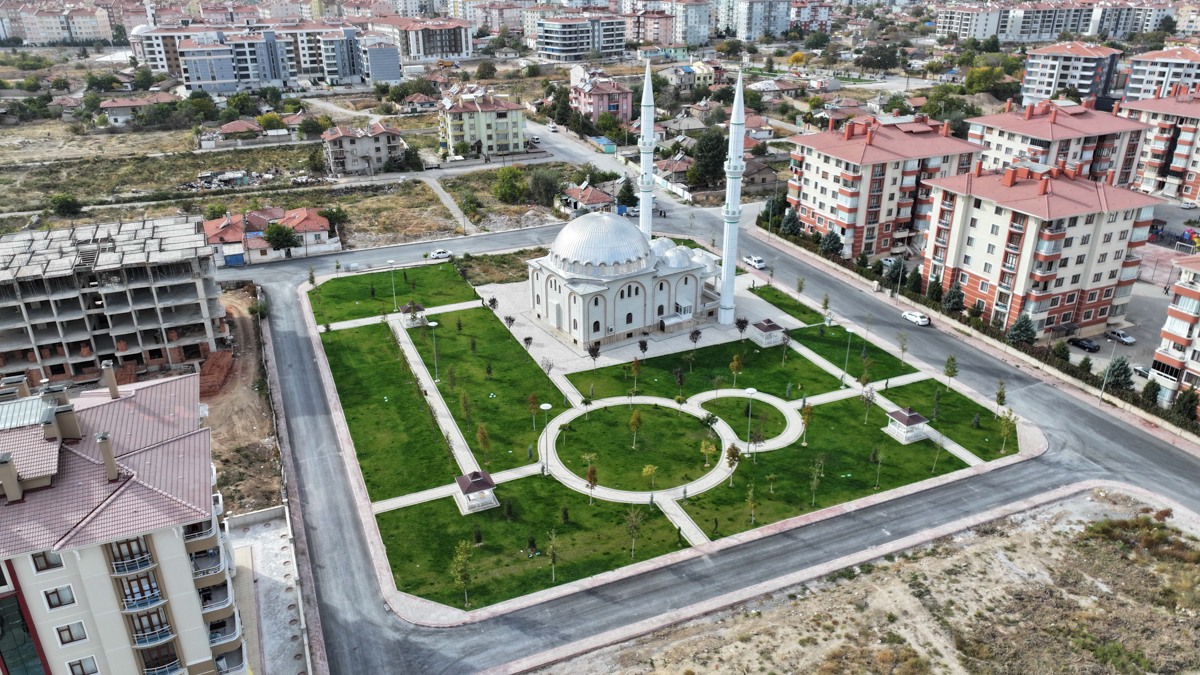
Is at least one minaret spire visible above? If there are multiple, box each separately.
[637,60,656,240]
[717,70,746,325]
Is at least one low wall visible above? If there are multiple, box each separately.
[226,504,288,529]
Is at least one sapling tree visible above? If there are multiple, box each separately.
[735,317,749,341]
[587,343,601,371]
[897,330,908,364]
[528,394,539,429]
[624,507,645,559]
[729,353,744,387]
[504,315,516,329]
[994,379,1006,418]
[689,328,702,352]
[451,540,472,607]
[546,529,559,582]
[642,464,657,489]
[725,444,741,486]
[999,409,1018,454]
[860,385,876,423]
[476,424,491,465]
[629,410,643,448]
[944,354,958,386]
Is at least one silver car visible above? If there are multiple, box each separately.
[1103,329,1136,345]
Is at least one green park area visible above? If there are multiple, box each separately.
[795,324,917,382]
[883,379,1017,461]
[376,476,685,608]
[567,339,841,403]
[309,263,478,324]
[408,307,566,472]
[700,397,789,442]
[322,325,457,501]
[682,397,968,538]
[750,286,825,326]
[558,404,715,491]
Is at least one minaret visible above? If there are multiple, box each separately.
[637,61,656,240]
[717,71,746,325]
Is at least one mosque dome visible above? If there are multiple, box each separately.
[649,238,675,256]
[661,246,693,268]
[549,212,651,276]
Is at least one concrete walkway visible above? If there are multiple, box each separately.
[419,176,471,232]
[873,391,985,467]
[371,463,545,515]
[657,498,710,546]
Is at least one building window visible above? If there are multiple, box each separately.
[658,282,664,291]
[68,658,98,675]
[32,551,63,572]
[56,622,86,646]
[1103,288,1114,299]
[573,319,578,330]
[592,320,599,333]
[625,313,633,324]
[593,297,598,306]
[1099,306,1109,317]
[1092,273,1102,282]
[536,294,541,304]
[958,272,969,283]
[1087,290,1098,302]
[657,305,664,316]
[1083,309,1094,321]
[963,254,972,266]
[45,586,75,610]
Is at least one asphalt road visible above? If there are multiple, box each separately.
[221,186,1200,675]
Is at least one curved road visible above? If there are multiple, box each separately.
[222,213,1200,673]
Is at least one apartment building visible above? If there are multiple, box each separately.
[1126,46,1200,101]
[321,123,407,175]
[179,31,292,93]
[785,113,984,260]
[966,98,1149,186]
[474,2,523,30]
[369,16,473,62]
[935,2,1174,43]
[1115,88,1200,201]
[922,160,1159,336]
[522,4,559,47]
[616,0,709,46]
[254,0,314,19]
[1021,42,1121,105]
[790,0,831,33]
[536,15,625,62]
[1148,255,1200,407]
[571,77,633,123]
[730,0,788,42]
[16,7,113,44]
[0,370,246,675]
[438,92,526,156]
[622,9,674,45]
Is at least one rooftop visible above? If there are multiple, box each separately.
[1028,41,1121,57]
[788,113,981,166]
[1132,45,1200,63]
[0,221,209,281]
[967,98,1149,140]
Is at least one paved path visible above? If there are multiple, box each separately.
[371,463,545,515]
[424,299,486,316]
[657,498,710,546]
[872,392,985,467]
[419,176,471,232]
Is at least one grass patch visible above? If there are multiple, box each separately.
[559,403,714,491]
[440,162,574,224]
[408,307,565,472]
[700,397,788,442]
[310,263,477,324]
[376,476,685,608]
[795,324,916,382]
[455,248,548,285]
[567,339,841,402]
[323,325,457,501]
[751,285,825,325]
[882,379,1017,461]
[682,397,967,538]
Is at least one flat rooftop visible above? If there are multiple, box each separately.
[0,221,209,281]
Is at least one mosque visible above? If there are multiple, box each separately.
[526,65,749,348]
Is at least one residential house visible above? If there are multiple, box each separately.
[655,154,694,182]
[401,92,440,113]
[571,78,634,124]
[321,123,408,175]
[438,92,527,156]
[664,65,696,92]
[562,184,616,212]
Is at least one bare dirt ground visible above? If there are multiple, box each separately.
[0,121,194,164]
[539,490,1200,675]
[204,289,282,514]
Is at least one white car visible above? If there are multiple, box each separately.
[429,249,452,259]
[547,123,558,132]
[530,135,541,143]
[1183,202,1198,210]
[742,255,767,269]
[902,311,931,326]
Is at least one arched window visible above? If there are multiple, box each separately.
[683,277,689,285]
[592,320,600,333]
[658,282,664,291]
[657,304,664,316]
[635,287,640,296]
[593,297,599,306]
[626,312,633,324]
[536,294,541,304]
[573,319,578,330]
[620,290,625,299]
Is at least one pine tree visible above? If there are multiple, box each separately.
[1141,378,1162,407]
[1102,356,1134,391]
[819,230,843,256]
[780,208,800,236]
[855,251,869,268]
[1006,313,1036,345]
[925,274,943,302]
[617,179,638,207]
[942,280,965,312]
[1051,340,1071,361]
[1171,385,1199,422]
[906,267,923,293]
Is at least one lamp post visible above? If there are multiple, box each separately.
[387,259,397,312]
[429,321,440,382]
[744,387,757,448]
[841,327,856,388]
[1097,339,1118,405]
[540,402,552,428]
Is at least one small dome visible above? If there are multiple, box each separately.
[549,212,650,276]
[662,246,693,268]
[649,238,675,256]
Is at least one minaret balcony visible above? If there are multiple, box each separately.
[722,204,742,219]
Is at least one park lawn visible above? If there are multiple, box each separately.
[681,397,968,539]
[408,307,565,472]
[750,286,825,326]
[881,379,1016,461]
[376,476,685,608]
[323,326,458,501]
[795,324,916,382]
[310,263,477,324]
[560,404,715,491]
[700,397,789,442]
[567,340,840,403]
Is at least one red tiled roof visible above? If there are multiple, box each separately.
[279,207,329,233]
[564,185,614,205]
[1119,93,1200,116]
[99,92,182,109]
[442,94,524,113]
[924,168,1164,221]
[967,101,1149,140]
[655,156,694,173]
[1132,46,1200,63]
[788,115,981,165]
[403,93,439,103]
[1028,41,1121,58]
[321,122,402,140]
[219,119,262,134]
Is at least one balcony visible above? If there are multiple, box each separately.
[112,553,156,576]
[192,548,225,584]
[213,492,224,517]
[122,590,166,613]
[201,580,234,621]
[216,643,248,675]
[143,660,183,675]
[209,610,242,652]
[132,625,175,649]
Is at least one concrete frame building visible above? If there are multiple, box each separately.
[730,0,788,42]
[369,16,473,63]
[921,160,1159,335]
[786,113,984,260]
[1148,254,1200,409]
[570,77,634,124]
[789,0,831,33]
[1126,46,1200,102]
[537,15,625,62]
[1021,42,1122,105]
[1118,88,1200,201]
[178,30,293,93]
[935,3,1175,43]
[0,370,245,675]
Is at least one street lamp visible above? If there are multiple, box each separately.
[387,259,397,312]
[841,327,856,388]
[744,387,757,447]
[428,321,440,382]
[539,402,552,428]
[1097,339,1118,405]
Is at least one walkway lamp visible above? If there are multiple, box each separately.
[387,259,398,312]
[744,387,757,449]
[429,321,440,382]
[540,402,552,428]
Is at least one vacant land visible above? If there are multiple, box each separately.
[323,325,457,501]
[376,476,685,608]
[884,378,1017,460]
[546,491,1200,675]
[560,404,715,491]
[796,323,917,382]
[456,248,547,285]
[310,262,477,324]
[0,122,194,164]
[440,162,573,227]
[408,307,564,472]
[751,285,825,325]
[700,397,788,442]
[682,398,967,538]
[567,339,841,402]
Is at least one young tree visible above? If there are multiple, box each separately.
[897,330,909,364]
[460,393,473,432]
[476,424,491,465]
[450,540,472,607]
[779,327,792,366]
[860,385,876,424]
[873,447,884,490]
[701,439,716,467]
[801,404,813,446]
[581,452,596,469]
[944,354,958,387]
[971,412,981,429]
[725,444,741,486]
[1006,313,1037,345]
[765,473,778,494]
[926,274,943,302]
[906,267,924,294]
[1078,356,1093,374]
[1172,385,1199,422]
[528,394,539,430]
[998,409,1018,454]
[546,529,559,582]
[931,437,944,474]
[486,363,493,380]
[735,317,749,342]
[1051,339,1071,361]
[822,293,830,311]
[586,465,597,505]
[624,507,645,559]
[523,336,534,351]
[446,365,457,392]
[729,353,743,387]
[933,386,941,421]
[809,456,824,507]
[642,464,657,489]
[689,328,702,353]
[631,357,642,390]
[673,367,685,397]
[994,380,1006,418]
[1141,378,1163,407]
[746,484,757,525]
[638,339,648,357]
[629,410,643,448]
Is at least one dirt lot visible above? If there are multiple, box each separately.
[540,490,1200,675]
[204,289,282,514]
[0,121,194,164]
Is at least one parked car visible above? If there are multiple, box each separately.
[1133,364,1152,378]
[624,206,640,217]
[530,135,541,143]
[742,255,767,269]
[1103,329,1136,345]
[880,257,898,270]
[901,310,931,326]
[1182,202,1197,210]
[429,249,452,259]
[1068,337,1100,352]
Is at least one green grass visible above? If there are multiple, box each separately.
[322,325,458,501]
[310,263,478,324]
[700,397,789,442]
[567,340,841,402]
[881,379,1017,461]
[671,238,702,249]
[376,477,685,608]
[408,307,566,472]
[682,397,968,538]
[559,404,714,491]
[795,324,917,382]
[750,285,825,326]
